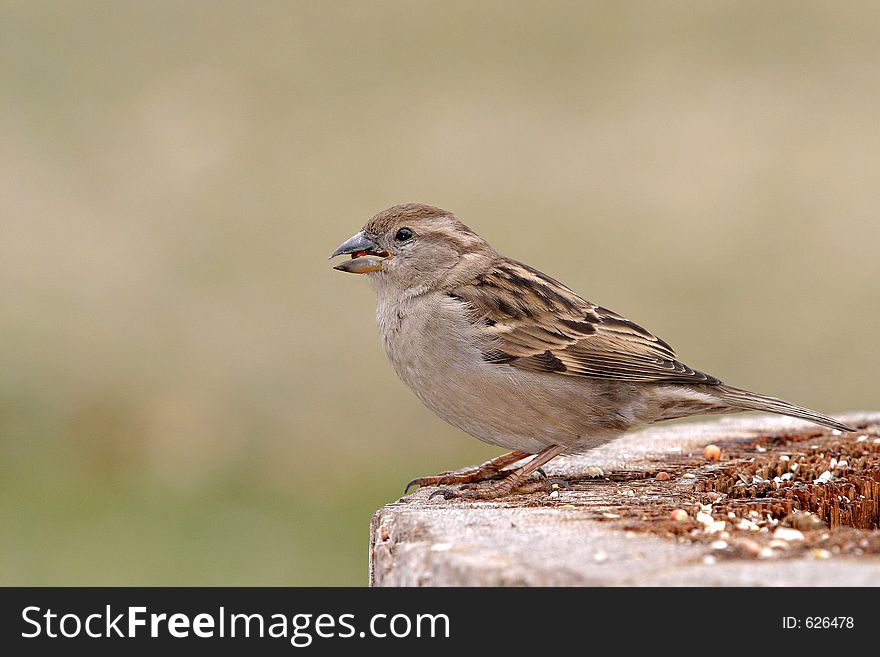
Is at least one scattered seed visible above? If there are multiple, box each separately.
[773,527,805,542]
[736,518,760,531]
[703,444,722,461]
[738,538,761,556]
[670,509,690,522]
[696,512,714,525]
[813,470,833,484]
[655,471,670,481]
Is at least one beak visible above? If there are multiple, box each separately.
[329,231,391,274]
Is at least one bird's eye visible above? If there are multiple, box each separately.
[394,227,414,241]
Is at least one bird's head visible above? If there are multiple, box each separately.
[330,204,496,294]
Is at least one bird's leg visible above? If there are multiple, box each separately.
[405,450,532,494]
[431,445,567,500]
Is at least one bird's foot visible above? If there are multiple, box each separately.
[427,445,568,501]
[430,474,570,500]
[404,450,531,494]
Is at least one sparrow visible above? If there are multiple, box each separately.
[330,203,854,499]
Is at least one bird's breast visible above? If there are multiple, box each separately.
[376,293,482,394]
[374,293,549,451]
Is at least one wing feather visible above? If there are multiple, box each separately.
[450,259,721,386]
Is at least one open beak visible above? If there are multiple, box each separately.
[329,231,391,274]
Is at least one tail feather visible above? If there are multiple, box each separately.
[715,385,855,433]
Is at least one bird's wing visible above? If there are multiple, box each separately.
[449,259,721,385]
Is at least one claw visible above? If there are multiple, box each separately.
[530,468,571,491]
[405,475,446,494]
[429,488,458,501]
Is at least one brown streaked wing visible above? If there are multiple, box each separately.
[449,258,721,386]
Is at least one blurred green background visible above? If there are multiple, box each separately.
[2,1,878,585]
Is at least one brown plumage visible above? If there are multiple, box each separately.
[451,259,721,385]
[331,203,854,499]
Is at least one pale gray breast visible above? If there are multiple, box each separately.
[376,292,485,400]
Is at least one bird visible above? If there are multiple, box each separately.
[330,203,854,499]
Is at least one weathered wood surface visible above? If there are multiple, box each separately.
[370,413,880,586]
